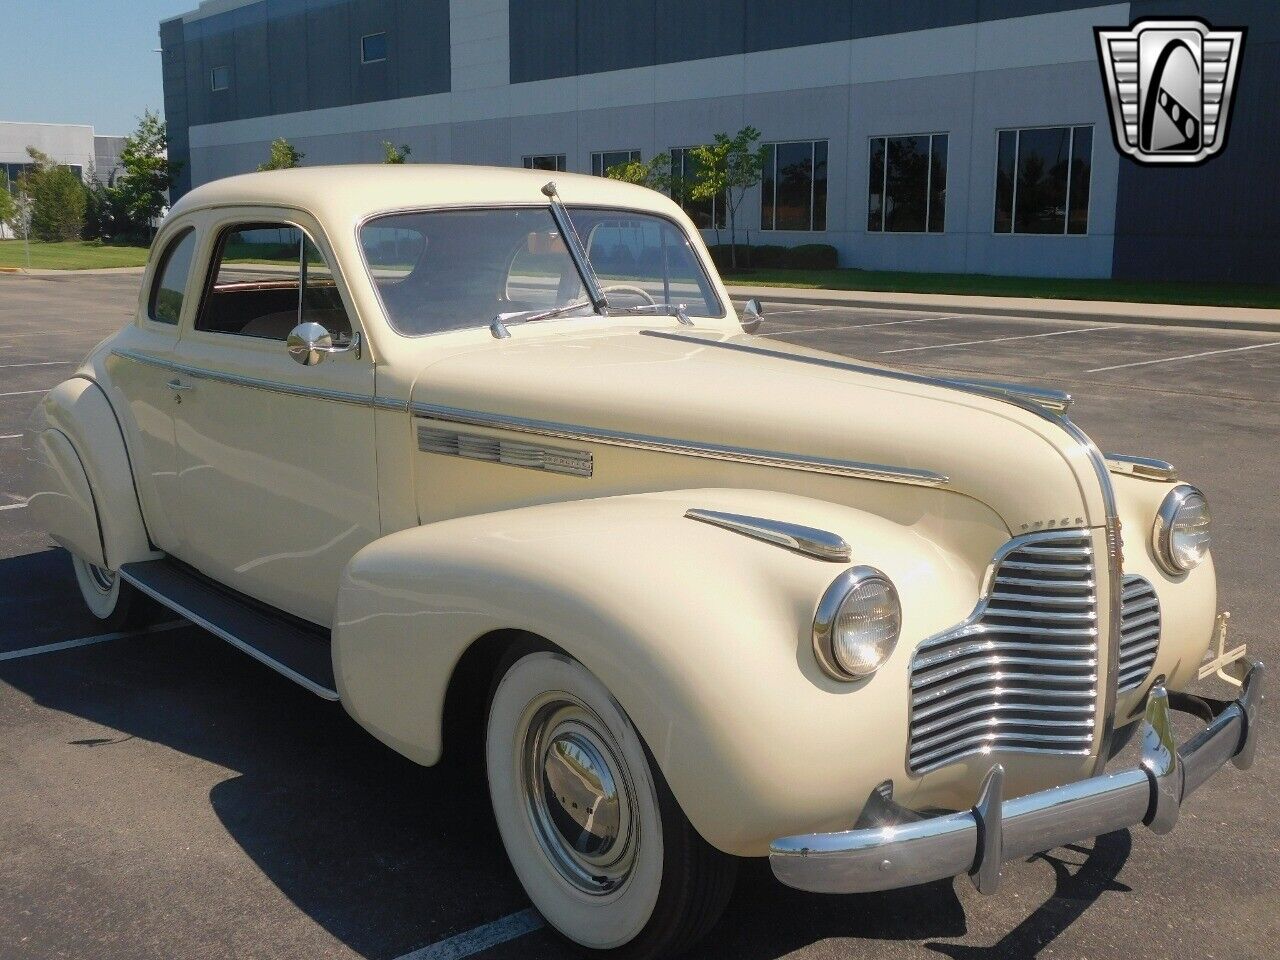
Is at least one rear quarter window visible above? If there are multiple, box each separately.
[148,228,197,325]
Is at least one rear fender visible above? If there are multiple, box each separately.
[28,377,156,569]
[334,487,1005,855]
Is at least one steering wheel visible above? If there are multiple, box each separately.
[600,284,656,307]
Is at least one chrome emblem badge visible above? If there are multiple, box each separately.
[1095,18,1245,166]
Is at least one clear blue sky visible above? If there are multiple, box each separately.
[0,0,194,135]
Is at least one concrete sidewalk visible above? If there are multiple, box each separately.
[725,284,1280,334]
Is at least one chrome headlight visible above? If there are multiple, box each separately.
[813,567,901,680]
[1152,484,1211,574]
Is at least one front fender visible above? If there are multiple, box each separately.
[333,487,1007,856]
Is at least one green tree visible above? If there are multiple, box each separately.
[382,140,411,163]
[259,138,304,171]
[0,178,16,233]
[18,148,86,242]
[115,110,177,240]
[604,152,672,192]
[691,126,765,270]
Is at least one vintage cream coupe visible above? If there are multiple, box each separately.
[27,166,1262,958]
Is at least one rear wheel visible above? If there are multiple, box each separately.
[71,554,144,630]
[486,648,736,959]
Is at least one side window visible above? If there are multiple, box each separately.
[148,228,197,325]
[197,223,353,342]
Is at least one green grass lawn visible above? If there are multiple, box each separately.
[0,239,151,270]
[730,267,1280,309]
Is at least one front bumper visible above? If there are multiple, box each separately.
[770,659,1265,895]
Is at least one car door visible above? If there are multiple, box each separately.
[104,217,203,554]
[170,210,379,626]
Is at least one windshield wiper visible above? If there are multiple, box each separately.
[603,302,695,325]
[490,297,594,339]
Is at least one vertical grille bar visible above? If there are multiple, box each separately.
[908,529,1099,774]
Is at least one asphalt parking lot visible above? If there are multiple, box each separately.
[1,272,1277,960]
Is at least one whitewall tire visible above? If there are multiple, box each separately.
[71,554,141,629]
[486,647,736,959]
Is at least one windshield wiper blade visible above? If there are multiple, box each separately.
[490,297,593,339]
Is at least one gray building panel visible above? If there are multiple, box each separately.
[266,0,310,115]
[392,0,451,99]
[306,0,355,111]
[578,0,656,74]
[655,0,746,64]
[744,0,851,53]
[508,0,577,83]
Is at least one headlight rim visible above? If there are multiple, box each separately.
[1152,482,1210,575]
[812,565,901,681]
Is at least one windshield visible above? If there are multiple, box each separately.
[360,206,724,336]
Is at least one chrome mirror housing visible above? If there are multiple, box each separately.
[287,322,361,366]
[287,321,333,366]
[741,298,764,333]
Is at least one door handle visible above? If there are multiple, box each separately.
[166,379,194,392]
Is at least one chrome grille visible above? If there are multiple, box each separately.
[1117,574,1160,692]
[908,529,1099,774]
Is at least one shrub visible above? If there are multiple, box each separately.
[18,149,86,242]
[786,243,839,269]
[749,244,789,268]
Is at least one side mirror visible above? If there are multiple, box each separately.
[741,298,764,334]
[287,321,333,366]
[287,322,362,366]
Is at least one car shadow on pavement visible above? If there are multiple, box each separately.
[0,546,1133,959]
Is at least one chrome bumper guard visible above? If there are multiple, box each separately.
[770,659,1265,895]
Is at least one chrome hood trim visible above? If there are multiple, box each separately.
[684,508,852,562]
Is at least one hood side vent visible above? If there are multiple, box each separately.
[417,424,592,478]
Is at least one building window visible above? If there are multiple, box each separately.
[591,150,640,177]
[523,154,566,172]
[669,147,726,231]
[868,134,947,233]
[761,140,827,231]
[994,126,1092,235]
[210,65,230,91]
[361,32,388,64]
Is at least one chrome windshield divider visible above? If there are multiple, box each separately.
[684,508,852,562]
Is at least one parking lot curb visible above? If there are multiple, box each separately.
[726,286,1280,335]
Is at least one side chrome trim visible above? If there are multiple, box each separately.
[411,402,948,488]
[111,348,376,409]
[639,329,1123,771]
[116,566,341,701]
[1105,453,1178,482]
[684,508,851,562]
[418,424,593,478]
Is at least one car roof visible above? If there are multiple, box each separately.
[167,164,684,225]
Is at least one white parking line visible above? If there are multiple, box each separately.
[762,315,961,337]
[880,325,1109,355]
[0,620,186,663]
[0,502,28,512]
[0,361,70,369]
[393,909,544,960]
[1087,340,1280,373]
[0,388,48,398]
[0,433,21,440]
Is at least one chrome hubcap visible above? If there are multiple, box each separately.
[520,695,637,894]
[87,563,116,593]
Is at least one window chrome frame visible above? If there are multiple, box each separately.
[355,202,726,339]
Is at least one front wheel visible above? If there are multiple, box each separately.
[486,648,736,959]
[71,554,144,630]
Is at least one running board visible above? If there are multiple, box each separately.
[119,559,339,700]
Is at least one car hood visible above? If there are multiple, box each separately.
[409,325,1108,533]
